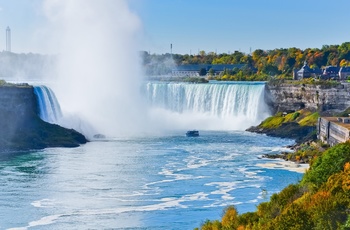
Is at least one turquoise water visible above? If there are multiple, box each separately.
[0,130,301,230]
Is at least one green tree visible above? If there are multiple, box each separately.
[302,142,350,189]
[261,63,280,76]
[208,68,215,76]
[274,203,314,230]
[199,220,222,230]
[199,68,207,76]
[221,206,239,229]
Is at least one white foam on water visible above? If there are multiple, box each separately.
[186,192,209,201]
[31,199,56,208]
[237,167,265,180]
[256,160,309,174]
[246,199,259,204]
[12,191,212,229]
[204,201,243,208]
[8,215,61,230]
[206,181,240,200]
[186,157,210,169]
[28,215,61,228]
[158,166,206,181]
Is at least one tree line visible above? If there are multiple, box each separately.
[142,42,350,81]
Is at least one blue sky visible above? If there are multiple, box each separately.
[132,0,350,54]
[0,0,350,54]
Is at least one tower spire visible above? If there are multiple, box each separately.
[6,26,11,52]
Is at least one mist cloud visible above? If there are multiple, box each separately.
[42,0,148,138]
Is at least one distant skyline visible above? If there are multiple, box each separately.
[0,0,350,55]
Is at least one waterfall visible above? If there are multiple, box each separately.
[32,82,271,136]
[33,85,63,124]
[144,81,271,130]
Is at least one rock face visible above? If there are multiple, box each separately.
[246,122,316,144]
[265,82,350,113]
[246,82,346,144]
[0,84,87,151]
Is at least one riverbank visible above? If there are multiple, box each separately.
[246,122,316,144]
[246,109,326,165]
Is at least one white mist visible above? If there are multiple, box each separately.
[42,0,147,138]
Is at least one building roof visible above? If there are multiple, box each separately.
[321,117,350,129]
[339,67,350,73]
[297,62,312,74]
[323,66,340,73]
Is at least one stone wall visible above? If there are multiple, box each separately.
[265,82,350,113]
[317,117,350,146]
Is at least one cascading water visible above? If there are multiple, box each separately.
[144,81,271,131]
[34,85,97,139]
[33,82,270,136]
[33,85,62,124]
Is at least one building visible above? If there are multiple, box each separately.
[317,117,350,146]
[339,67,350,80]
[321,66,340,79]
[171,64,245,77]
[293,61,350,80]
[293,60,350,81]
[294,61,323,80]
[296,61,313,79]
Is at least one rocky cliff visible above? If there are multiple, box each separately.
[0,84,87,151]
[248,82,350,144]
[265,82,350,113]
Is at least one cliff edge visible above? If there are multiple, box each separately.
[0,83,87,151]
[265,81,350,114]
[246,109,318,144]
[249,81,350,143]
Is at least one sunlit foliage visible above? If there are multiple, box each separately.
[197,143,350,230]
[143,42,350,81]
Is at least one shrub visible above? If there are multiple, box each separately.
[284,112,300,122]
[342,215,350,229]
[273,203,314,230]
[199,220,222,230]
[302,142,350,189]
[260,116,285,129]
[237,212,259,227]
[298,112,319,126]
[221,206,239,229]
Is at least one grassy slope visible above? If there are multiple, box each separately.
[247,109,319,144]
[259,109,319,129]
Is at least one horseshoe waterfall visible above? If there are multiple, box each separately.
[32,82,271,134]
[143,81,271,131]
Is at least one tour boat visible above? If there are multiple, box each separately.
[186,130,199,137]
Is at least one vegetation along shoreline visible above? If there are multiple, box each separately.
[195,81,350,229]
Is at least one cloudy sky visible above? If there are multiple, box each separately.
[0,0,350,54]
